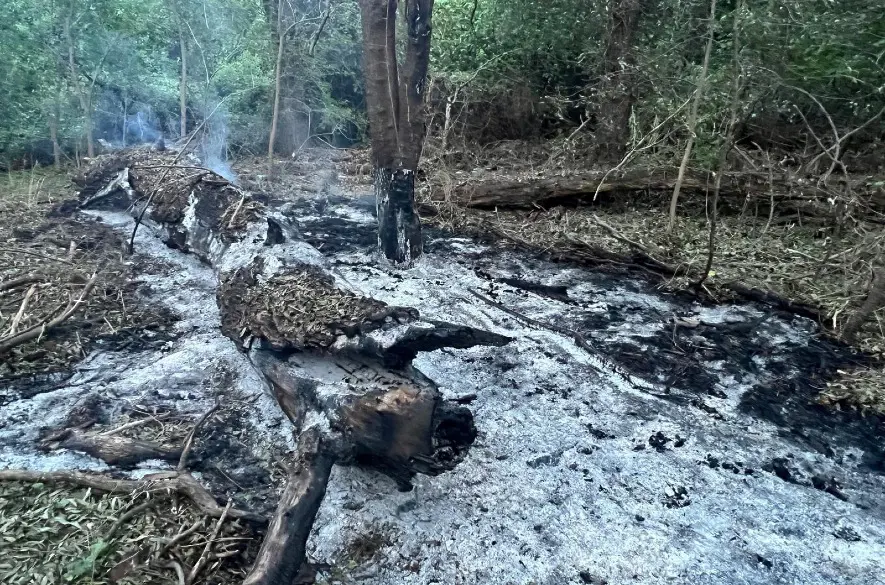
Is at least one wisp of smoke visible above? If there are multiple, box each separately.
[201,98,238,184]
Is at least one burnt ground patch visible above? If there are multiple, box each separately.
[283,194,885,480]
[463,245,885,475]
[298,215,378,254]
[1,201,180,403]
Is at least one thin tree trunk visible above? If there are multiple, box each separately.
[179,21,187,138]
[121,91,128,146]
[596,0,646,161]
[268,0,285,164]
[667,0,717,234]
[64,0,94,158]
[696,0,743,289]
[49,91,62,169]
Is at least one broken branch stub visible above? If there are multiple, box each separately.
[75,150,510,578]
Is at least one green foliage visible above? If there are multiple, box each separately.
[1,0,882,164]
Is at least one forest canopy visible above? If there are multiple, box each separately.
[1,0,882,169]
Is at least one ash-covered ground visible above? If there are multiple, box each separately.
[2,181,884,585]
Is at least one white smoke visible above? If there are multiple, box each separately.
[201,98,238,184]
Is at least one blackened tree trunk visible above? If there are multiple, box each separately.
[358,0,434,265]
[596,0,646,161]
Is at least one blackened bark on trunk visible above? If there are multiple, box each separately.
[358,0,434,265]
[375,167,422,264]
[596,0,645,161]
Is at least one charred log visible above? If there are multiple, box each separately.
[75,149,510,581]
[435,168,884,217]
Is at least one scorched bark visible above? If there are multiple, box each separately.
[357,0,435,265]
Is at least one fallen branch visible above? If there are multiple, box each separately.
[0,273,98,354]
[46,428,181,468]
[433,168,881,215]
[243,428,335,585]
[3,283,37,337]
[105,500,157,542]
[0,247,75,265]
[178,399,221,473]
[99,415,172,437]
[188,499,233,584]
[0,274,42,292]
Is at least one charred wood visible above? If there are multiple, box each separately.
[75,149,509,580]
[435,168,884,217]
[44,428,182,468]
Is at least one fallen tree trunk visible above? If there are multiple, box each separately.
[74,148,510,579]
[434,167,883,215]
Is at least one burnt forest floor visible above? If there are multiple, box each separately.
[0,150,883,584]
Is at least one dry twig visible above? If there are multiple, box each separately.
[0,273,98,354]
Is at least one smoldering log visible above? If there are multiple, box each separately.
[75,148,511,580]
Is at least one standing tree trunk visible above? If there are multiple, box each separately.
[178,21,187,138]
[596,0,646,161]
[48,90,62,169]
[268,0,287,165]
[64,0,95,158]
[357,0,434,265]
[695,0,744,289]
[263,0,311,157]
[667,0,717,234]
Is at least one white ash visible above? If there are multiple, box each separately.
[0,196,882,585]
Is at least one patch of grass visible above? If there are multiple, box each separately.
[0,481,258,584]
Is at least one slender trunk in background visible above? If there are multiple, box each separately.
[696,0,744,289]
[268,0,285,164]
[596,0,646,161]
[262,0,310,156]
[357,0,434,265]
[179,22,188,138]
[121,91,128,146]
[49,90,62,169]
[667,0,717,234]
[64,0,94,158]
